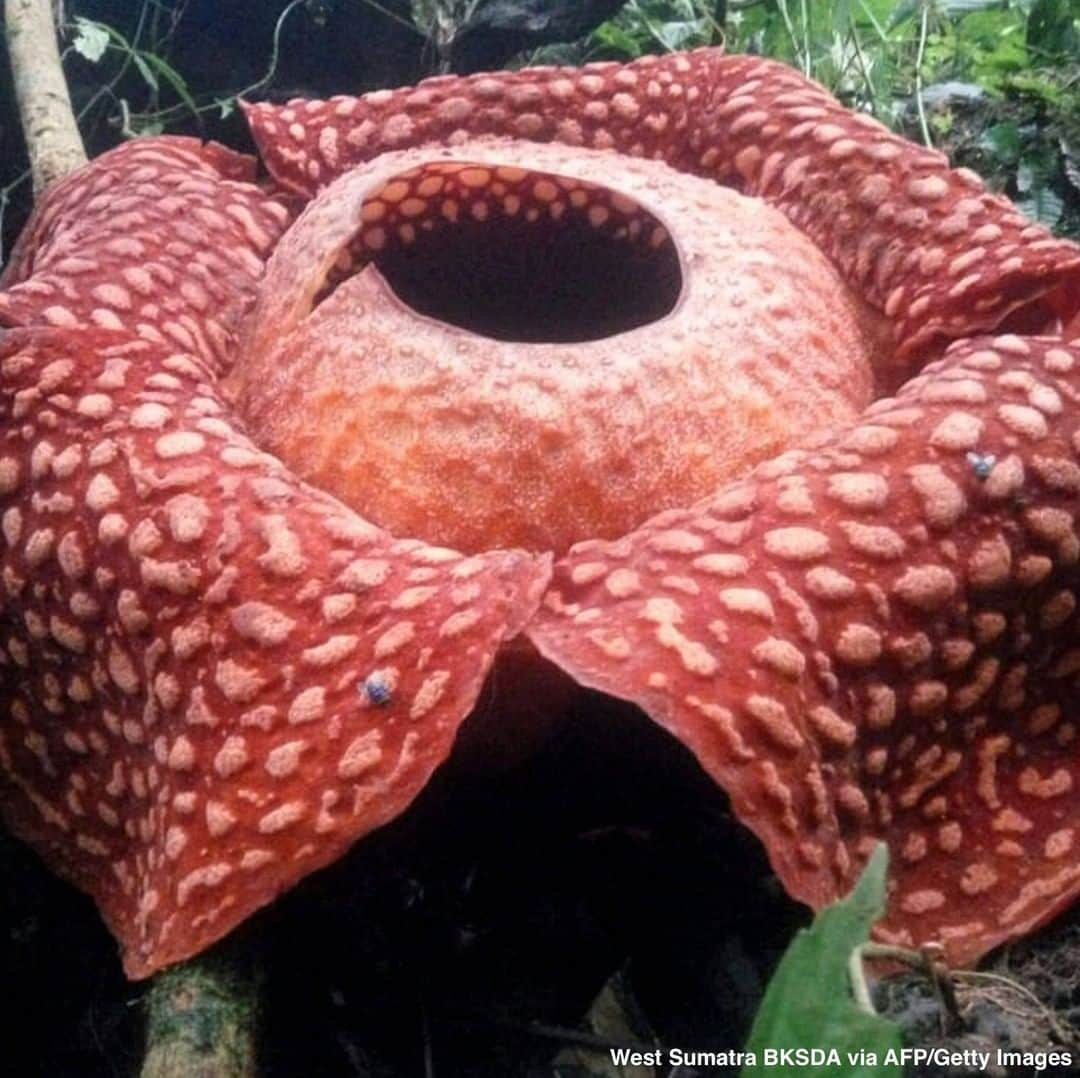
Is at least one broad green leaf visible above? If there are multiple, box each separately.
[740,845,901,1078]
[71,17,110,64]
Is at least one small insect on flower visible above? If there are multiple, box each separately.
[361,671,393,706]
[966,450,997,480]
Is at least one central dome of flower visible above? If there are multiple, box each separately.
[230,140,889,554]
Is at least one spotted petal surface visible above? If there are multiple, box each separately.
[0,138,290,368]
[0,143,549,977]
[245,48,1080,370]
[5,45,1080,977]
[530,334,1080,966]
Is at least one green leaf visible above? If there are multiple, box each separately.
[71,17,111,64]
[554,969,657,1076]
[1016,186,1064,229]
[652,18,710,50]
[140,52,200,119]
[131,53,158,92]
[830,0,856,35]
[1016,159,1064,228]
[886,0,922,28]
[1006,71,1066,107]
[740,845,901,1078]
[590,21,644,57]
[979,121,1021,165]
[1027,0,1079,60]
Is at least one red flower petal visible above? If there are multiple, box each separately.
[245,49,1080,365]
[0,324,548,977]
[0,138,292,366]
[0,136,549,977]
[529,333,1080,966]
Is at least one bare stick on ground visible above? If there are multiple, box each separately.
[140,941,262,1078]
[4,0,86,194]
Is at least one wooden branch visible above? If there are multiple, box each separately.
[4,0,87,195]
[140,941,261,1078]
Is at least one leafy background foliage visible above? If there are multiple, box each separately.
[1,1,1078,253]
[583,0,1080,236]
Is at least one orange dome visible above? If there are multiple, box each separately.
[230,140,890,555]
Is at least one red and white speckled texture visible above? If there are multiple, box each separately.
[245,48,1080,369]
[530,333,1080,965]
[0,140,549,977]
[228,139,886,555]
[3,46,1080,978]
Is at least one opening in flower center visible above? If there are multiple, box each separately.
[236,143,887,556]
[320,161,683,343]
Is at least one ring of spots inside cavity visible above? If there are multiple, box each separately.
[319,159,673,301]
[231,138,887,556]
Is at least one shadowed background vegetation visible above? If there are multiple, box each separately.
[1,0,1078,258]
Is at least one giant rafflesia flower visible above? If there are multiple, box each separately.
[3,48,1080,979]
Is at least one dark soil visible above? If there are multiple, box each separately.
[875,919,1080,1078]
[2,691,803,1077]
[4,688,1080,1077]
